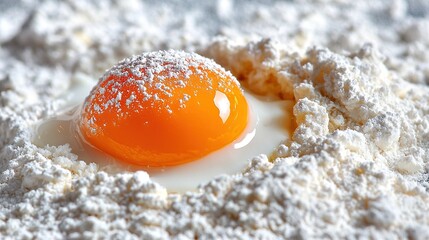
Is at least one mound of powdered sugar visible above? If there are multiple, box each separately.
[1,0,429,239]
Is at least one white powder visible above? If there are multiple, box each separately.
[1,0,429,239]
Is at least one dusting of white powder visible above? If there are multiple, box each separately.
[1,0,429,239]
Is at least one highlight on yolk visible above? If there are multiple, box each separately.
[78,50,248,167]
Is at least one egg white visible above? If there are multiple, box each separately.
[33,75,294,192]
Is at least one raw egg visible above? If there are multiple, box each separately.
[33,50,295,192]
[79,50,248,167]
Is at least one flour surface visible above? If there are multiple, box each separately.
[1,0,429,239]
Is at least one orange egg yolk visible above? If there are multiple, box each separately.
[78,50,248,167]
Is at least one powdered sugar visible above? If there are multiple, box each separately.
[1,0,429,239]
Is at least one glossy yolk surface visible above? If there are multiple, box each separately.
[79,51,248,167]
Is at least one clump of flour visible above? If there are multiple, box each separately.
[1,0,429,239]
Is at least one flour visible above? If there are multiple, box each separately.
[1,0,429,239]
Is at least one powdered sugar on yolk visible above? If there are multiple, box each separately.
[78,50,248,167]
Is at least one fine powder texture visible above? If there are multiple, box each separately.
[1,0,429,239]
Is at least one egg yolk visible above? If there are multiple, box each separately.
[78,50,248,167]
